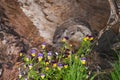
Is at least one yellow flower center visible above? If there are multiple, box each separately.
[25,58,29,61]
[19,53,23,57]
[64,65,68,69]
[41,75,45,79]
[31,53,35,57]
[81,60,86,65]
[48,56,51,60]
[45,67,49,70]
[53,63,57,68]
[45,62,49,65]
[38,57,43,61]
[41,45,45,49]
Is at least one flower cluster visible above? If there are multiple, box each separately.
[83,35,94,41]
[30,48,37,57]
[81,57,86,65]
[38,53,44,61]
[18,35,93,80]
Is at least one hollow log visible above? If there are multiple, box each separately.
[0,0,119,80]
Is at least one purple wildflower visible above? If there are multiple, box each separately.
[85,35,94,41]
[47,52,52,60]
[28,64,33,69]
[64,64,68,68]
[61,36,69,42]
[25,56,31,61]
[80,57,86,65]
[57,64,63,70]
[31,49,36,53]
[30,48,37,57]
[38,53,44,57]
[81,57,86,60]
[38,53,44,61]
[41,42,46,49]
[48,52,52,56]
[18,72,23,78]
[64,36,69,40]
[41,74,45,79]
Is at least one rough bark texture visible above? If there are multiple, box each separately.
[0,0,44,79]
[0,0,44,44]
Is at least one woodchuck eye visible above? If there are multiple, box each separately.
[70,32,75,35]
[56,35,61,39]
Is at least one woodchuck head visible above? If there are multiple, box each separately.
[53,18,92,48]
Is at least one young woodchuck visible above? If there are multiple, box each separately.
[53,17,92,48]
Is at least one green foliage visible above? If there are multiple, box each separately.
[111,51,120,80]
